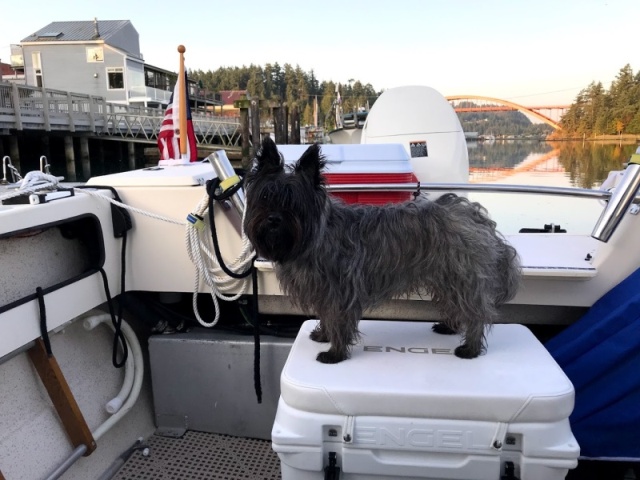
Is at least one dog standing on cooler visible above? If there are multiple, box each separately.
[243,137,521,364]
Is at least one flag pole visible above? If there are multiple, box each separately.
[178,45,188,158]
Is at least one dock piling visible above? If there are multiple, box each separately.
[80,137,91,179]
[64,136,77,181]
[128,142,136,171]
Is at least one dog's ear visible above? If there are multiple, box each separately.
[294,143,326,186]
[254,136,283,173]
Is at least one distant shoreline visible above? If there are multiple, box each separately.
[548,134,640,143]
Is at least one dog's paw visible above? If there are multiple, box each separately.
[454,343,482,359]
[316,351,347,364]
[309,329,329,343]
[432,322,457,335]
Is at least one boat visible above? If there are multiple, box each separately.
[2,64,640,479]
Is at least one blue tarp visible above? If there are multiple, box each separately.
[546,267,640,459]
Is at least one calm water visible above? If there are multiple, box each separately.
[465,140,639,234]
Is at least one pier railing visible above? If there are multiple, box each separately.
[0,82,241,148]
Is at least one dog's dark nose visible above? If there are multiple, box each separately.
[267,214,281,226]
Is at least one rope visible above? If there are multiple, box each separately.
[185,191,255,327]
[251,267,262,403]
[0,171,61,202]
[36,286,53,357]
[99,267,129,368]
[76,189,186,226]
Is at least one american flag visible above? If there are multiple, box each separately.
[158,72,198,162]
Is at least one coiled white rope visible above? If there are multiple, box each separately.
[185,194,254,327]
[0,171,62,201]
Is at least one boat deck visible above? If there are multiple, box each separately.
[111,429,640,480]
[114,430,281,479]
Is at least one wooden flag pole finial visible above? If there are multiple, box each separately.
[177,45,187,157]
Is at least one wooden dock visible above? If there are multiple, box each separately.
[0,81,245,179]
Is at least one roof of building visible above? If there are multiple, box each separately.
[218,90,248,106]
[21,20,133,43]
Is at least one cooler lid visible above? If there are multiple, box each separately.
[277,144,414,174]
[280,320,574,424]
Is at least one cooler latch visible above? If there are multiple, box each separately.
[501,461,520,480]
[324,452,340,480]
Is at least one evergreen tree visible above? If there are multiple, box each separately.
[559,64,640,136]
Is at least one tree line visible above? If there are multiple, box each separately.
[189,63,640,137]
[189,63,379,131]
[190,63,551,136]
[558,64,640,136]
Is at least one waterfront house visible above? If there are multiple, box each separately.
[11,19,219,111]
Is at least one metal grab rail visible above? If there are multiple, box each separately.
[325,180,640,243]
[325,182,618,201]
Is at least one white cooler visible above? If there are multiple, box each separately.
[272,320,579,480]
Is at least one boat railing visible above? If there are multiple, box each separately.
[326,178,640,242]
[325,182,618,201]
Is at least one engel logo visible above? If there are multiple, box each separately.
[354,426,487,450]
[363,346,453,355]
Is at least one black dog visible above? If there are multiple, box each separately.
[244,137,521,363]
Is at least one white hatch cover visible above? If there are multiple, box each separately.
[280,320,574,424]
[86,162,216,187]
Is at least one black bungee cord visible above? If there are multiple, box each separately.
[205,177,262,403]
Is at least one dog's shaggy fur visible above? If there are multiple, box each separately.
[244,137,521,363]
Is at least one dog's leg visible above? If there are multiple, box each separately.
[434,272,496,359]
[454,317,487,359]
[432,322,457,335]
[316,311,359,364]
[316,348,349,364]
[309,321,329,343]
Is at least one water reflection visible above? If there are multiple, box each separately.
[469,140,553,170]
[465,140,639,234]
[553,141,637,189]
[469,140,636,188]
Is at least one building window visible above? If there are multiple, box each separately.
[32,52,43,87]
[86,47,104,63]
[107,68,124,89]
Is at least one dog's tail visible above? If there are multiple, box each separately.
[496,241,521,305]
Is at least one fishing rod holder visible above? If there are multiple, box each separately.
[206,150,245,217]
[591,147,640,242]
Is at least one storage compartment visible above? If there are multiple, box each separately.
[86,162,242,293]
[149,328,293,440]
[273,320,579,480]
[276,143,417,205]
[0,214,105,313]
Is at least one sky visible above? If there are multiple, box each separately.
[1,0,639,106]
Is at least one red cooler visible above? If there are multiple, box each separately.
[278,143,417,205]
